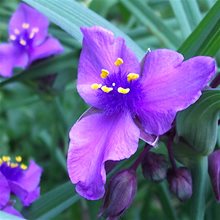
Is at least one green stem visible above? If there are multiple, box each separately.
[190,156,208,220]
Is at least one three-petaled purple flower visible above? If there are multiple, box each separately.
[0,156,42,217]
[67,26,216,200]
[0,3,63,78]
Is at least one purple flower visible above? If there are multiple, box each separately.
[0,156,42,217]
[0,3,63,78]
[67,26,216,200]
[208,150,220,202]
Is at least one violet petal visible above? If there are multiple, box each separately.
[67,110,140,200]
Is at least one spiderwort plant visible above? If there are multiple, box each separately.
[67,26,216,200]
[0,156,42,217]
[0,3,63,78]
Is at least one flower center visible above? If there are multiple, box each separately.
[0,155,28,181]
[90,58,143,114]
[9,22,39,48]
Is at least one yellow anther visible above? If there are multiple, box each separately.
[10,163,18,168]
[20,164,28,170]
[15,156,22,163]
[114,58,124,66]
[100,69,109,79]
[22,23,30,29]
[32,27,39,33]
[91,83,102,90]
[101,85,113,93]
[127,73,139,82]
[117,87,130,94]
[19,39,27,46]
[2,156,10,162]
[14,29,20,35]
[9,35,16,41]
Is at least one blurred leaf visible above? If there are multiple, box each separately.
[23,182,79,220]
[121,0,181,49]
[178,0,220,58]
[176,90,220,155]
[0,211,24,220]
[23,0,144,59]
[170,0,192,39]
[182,0,202,29]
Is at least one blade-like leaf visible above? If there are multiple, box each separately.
[178,0,220,58]
[121,0,181,49]
[22,0,144,59]
[22,182,79,220]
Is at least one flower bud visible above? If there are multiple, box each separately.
[99,169,137,219]
[167,167,192,201]
[141,152,169,182]
[208,150,220,201]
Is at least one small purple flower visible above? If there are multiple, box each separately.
[67,26,216,200]
[0,3,63,78]
[208,150,220,202]
[0,156,42,217]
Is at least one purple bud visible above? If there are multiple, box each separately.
[208,150,220,201]
[141,152,169,182]
[99,169,137,219]
[167,167,192,201]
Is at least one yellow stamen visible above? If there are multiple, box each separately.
[20,164,28,170]
[127,73,139,82]
[100,69,109,79]
[91,83,102,90]
[22,23,30,29]
[32,27,39,33]
[9,35,16,41]
[0,158,2,164]
[117,87,130,94]
[19,39,27,46]
[15,156,22,163]
[114,58,123,66]
[2,156,10,162]
[101,85,113,93]
[10,163,19,168]
[14,29,20,35]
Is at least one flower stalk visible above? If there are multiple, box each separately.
[190,156,208,220]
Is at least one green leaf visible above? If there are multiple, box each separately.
[169,0,192,39]
[176,90,220,155]
[120,0,181,49]
[22,0,144,59]
[178,0,220,58]
[0,211,24,220]
[23,182,79,220]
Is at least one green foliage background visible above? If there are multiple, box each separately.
[0,0,219,219]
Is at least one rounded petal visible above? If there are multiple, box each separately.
[9,160,42,206]
[9,3,49,46]
[77,26,140,108]
[138,49,216,135]
[67,110,140,200]
[29,37,64,63]
[0,43,28,77]
[0,172,10,209]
